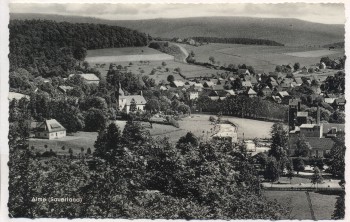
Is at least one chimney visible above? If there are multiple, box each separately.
[316,106,320,125]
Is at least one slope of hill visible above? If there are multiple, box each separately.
[11,13,344,46]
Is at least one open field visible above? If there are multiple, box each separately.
[91,59,226,84]
[284,49,341,57]
[263,190,338,220]
[29,131,98,156]
[87,46,163,57]
[222,115,275,139]
[181,43,344,72]
[87,47,174,63]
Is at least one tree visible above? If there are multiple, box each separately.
[264,157,280,186]
[328,133,345,179]
[73,47,87,66]
[145,99,160,113]
[167,75,175,83]
[293,62,300,71]
[87,147,92,155]
[84,108,107,132]
[269,123,288,161]
[332,191,345,219]
[94,123,122,160]
[293,157,305,174]
[294,136,311,157]
[162,61,167,66]
[209,56,215,64]
[310,167,323,189]
[285,159,295,184]
[129,98,137,113]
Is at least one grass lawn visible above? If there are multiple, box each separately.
[29,131,98,156]
[181,43,344,72]
[87,46,161,57]
[263,190,337,220]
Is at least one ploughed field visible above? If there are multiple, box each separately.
[180,43,344,72]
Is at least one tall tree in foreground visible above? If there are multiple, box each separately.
[328,132,345,179]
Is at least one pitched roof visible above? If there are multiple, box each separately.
[172,80,185,87]
[58,85,74,93]
[120,95,147,105]
[322,123,345,134]
[278,91,290,97]
[242,81,252,87]
[79,73,100,81]
[289,137,334,151]
[289,99,300,106]
[247,88,257,95]
[297,112,308,117]
[300,124,317,129]
[8,92,29,100]
[37,119,66,133]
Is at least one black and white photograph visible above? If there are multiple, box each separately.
[1,0,348,220]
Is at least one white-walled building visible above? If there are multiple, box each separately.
[35,119,66,139]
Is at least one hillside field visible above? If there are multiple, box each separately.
[181,43,344,72]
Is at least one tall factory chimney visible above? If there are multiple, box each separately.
[316,106,320,125]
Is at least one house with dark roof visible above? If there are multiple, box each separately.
[333,98,346,111]
[35,119,66,139]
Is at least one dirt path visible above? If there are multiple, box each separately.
[172,43,189,63]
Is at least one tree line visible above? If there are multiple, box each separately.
[192,37,284,46]
[197,96,288,122]
[9,19,149,77]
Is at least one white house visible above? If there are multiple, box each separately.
[189,91,199,100]
[35,119,66,139]
[119,95,147,114]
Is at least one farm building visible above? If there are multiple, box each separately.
[118,95,147,114]
[69,73,100,84]
[35,119,66,139]
[189,91,199,100]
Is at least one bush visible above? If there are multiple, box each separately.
[209,116,216,122]
[166,116,179,128]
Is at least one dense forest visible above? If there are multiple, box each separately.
[9,19,149,77]
[192,37,284,46]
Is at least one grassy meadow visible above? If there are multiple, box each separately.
[180,43,344,72]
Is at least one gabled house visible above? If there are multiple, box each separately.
[247,88,257,98]
[35,119,66,139]
[242,81,253,89]
[118,95,147,114]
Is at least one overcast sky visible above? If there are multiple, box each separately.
[9,3,345,24]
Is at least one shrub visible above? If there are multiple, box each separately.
[209,116,216,122]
